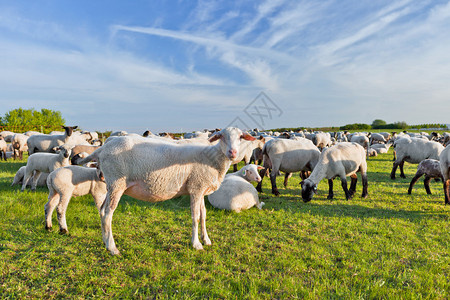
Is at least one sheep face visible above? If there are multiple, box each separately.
[209,127,256,160]
[242,165,263,182]
[300,179,317,202]
[54,145,72,158]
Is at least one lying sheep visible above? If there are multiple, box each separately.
[208,164,265,212]
[11,166,49,187]
[44,165,107,233]
[0,137,7,161]
[76,127,255,255]
[301,142,368,202]
[407,159,443,195]
[367,148,378,157]
[439,146,450,204]
[256,138,320,196]
[369,142,392,154]
[20,144,72,192]
[391,137,444,179]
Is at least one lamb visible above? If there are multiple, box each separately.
[75,127,255,255]
[390,137,444,179]
[27,126,77,154]
[256,138,321,196]
[300,142,368,202]
[20,144,72,192]
[44,165,107,233]
[208,164,265,212]
[407,159,443,195]
[439,145,450,204]
[231,136,265,171]
[11,166,48,187]
[0,137,7,161]
[11,133,29,160]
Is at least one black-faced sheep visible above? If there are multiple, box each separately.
[300,142,368,202]
[27,126,77,154]
[256,138,320,196]
[407,159,443,195]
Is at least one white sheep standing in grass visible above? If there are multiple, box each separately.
[439,145,450,205]
[27,126,77,154]
[0,137,7,161]
[300,142,368,202]
[208,164,265,212]
[11,166,48,187]
[390,137,444,179]
[75,127,256,255]
[44,165,107,233]
[20,144,72,192]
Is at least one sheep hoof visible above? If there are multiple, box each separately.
[272,190,280,196]
[59,228,69,235]
[192,241,204,250]
[361,193,368,199]
[327,194,334,200]
[109,248,120,256]
[45,225,52,232]
[400,174,406,179]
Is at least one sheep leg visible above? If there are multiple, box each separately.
[270,172,280,196]
[56,193,72,234]
[423,176,432,195]
[444,179,450,205]
[283,173,292,188]
[340,178,352,200]
[327,179,334,200]
[255,168,266,193]
[44,190,60,230]
[190,193,204,250]
[101,182,124,256]
[199,196,211,246]
[390,161,399,179]
[20,169,34,192]
[408,171,423,194]
[349,174,357,196]
[233,164,238,172]
[361,173,368,199]
[399,161,406,179]
[31,171,42,191]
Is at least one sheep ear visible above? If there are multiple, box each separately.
[300,181,304,186]
[257,165,264,170]
[241,132,256,141]
[208,133,222,143]
[313,185,318,193]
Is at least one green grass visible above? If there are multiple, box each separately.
[0,150,449,299]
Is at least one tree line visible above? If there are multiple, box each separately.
[0,108,65,134]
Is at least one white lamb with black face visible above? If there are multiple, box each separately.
[208,164,265,213]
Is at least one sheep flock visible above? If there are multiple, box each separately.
[1,126,450,255]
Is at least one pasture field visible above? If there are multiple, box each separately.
[0,149,449,299]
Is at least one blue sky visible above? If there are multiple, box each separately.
[1,0,449,133]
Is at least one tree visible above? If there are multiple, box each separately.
[371,119,387,129]
[0,108,65,133]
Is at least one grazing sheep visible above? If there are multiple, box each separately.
[256,138,320,196]
[0,137,7,161]
[0,131,15,142]
[76,127,255,255]
[312,132,332,151]
[407,159,443,195]
[439,146,450,205]
[349,134,370,149]
[369,132,387,145]
[44,165,107,233]
[11,166,48,187]
[20,144,72,192]
[300,142,368,202]
[27,126,77,154]
[391,138,444,179]
[208,164,265,212]
[11,133,29,160]
[69,144,102,164]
